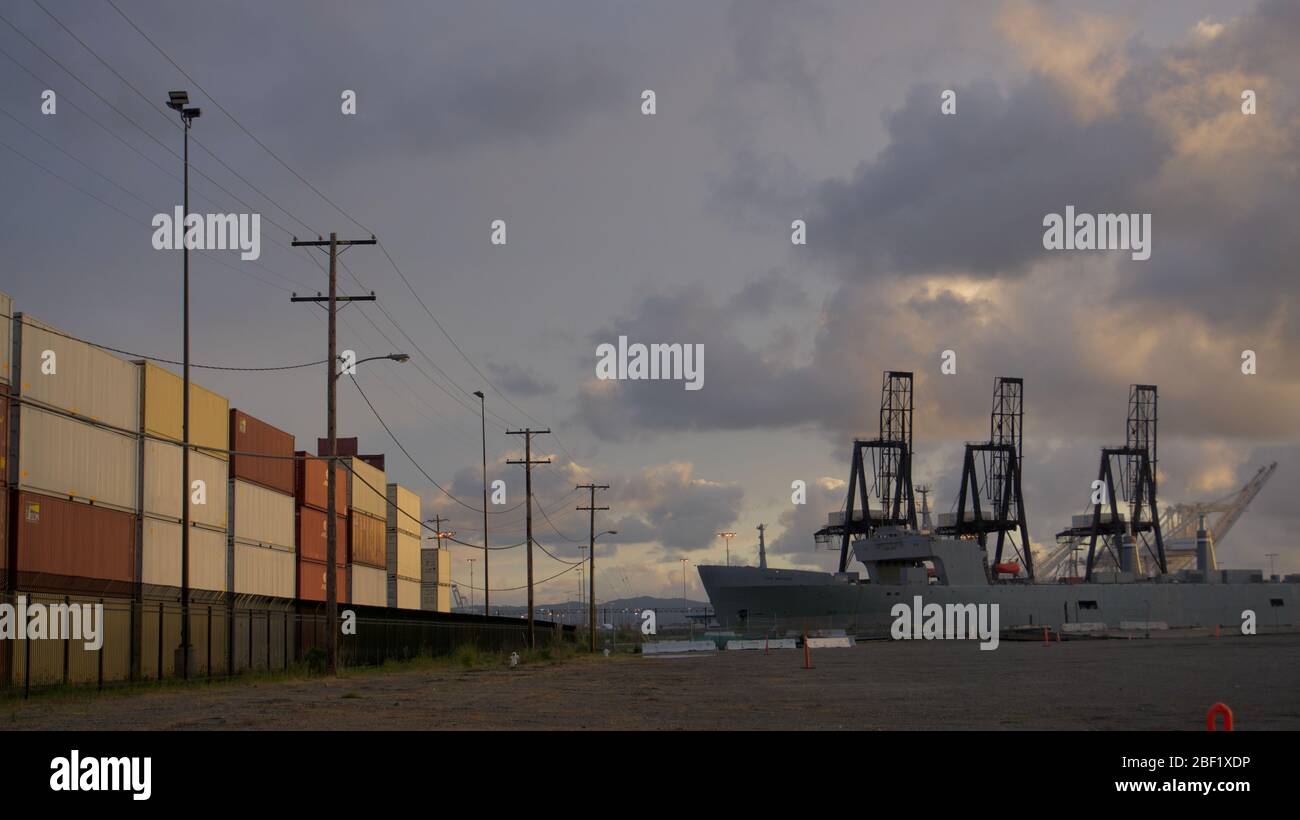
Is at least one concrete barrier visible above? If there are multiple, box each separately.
[1119,620,1169,631]
[725,639,798,650]
[805,636,854,649]
[641,640,717,655]
[1061,622,1107,635]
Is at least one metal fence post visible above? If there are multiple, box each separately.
[283,612,289,671]
[62,595,70,686]
[23,635,30,699]
[156,601,164,680]
[266,608,271,670]
[207,606,213,679]
[248,609,253,671]
[97,598,104,691]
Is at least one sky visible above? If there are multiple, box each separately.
[1,0,1297,605]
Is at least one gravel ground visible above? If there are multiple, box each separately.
[5,632,1299,730]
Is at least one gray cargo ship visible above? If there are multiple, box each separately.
[698,526,1299,635]
[699,375,1298,636]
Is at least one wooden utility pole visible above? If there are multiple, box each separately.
[507,428,550,648]
[291,232,376,675]
[576,483,609,652]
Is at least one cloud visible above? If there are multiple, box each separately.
[486,361,556,398]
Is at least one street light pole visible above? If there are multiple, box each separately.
[717,531,737,567]
[166,91,200,680]
[679,558,689,638]
[467,557,476,610]
[474,391,489,616]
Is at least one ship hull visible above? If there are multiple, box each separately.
[698,564,1300,634]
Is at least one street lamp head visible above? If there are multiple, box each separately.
[182,107,201,121]
[389,353,410,363]
[473,390,485,399]
[167,90,189,110]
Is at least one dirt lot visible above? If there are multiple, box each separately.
[5,633,1299,730]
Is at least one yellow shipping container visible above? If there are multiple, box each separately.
[396,578,420,610]
[386,530,421,582]
[18,314,139,431]
[232,479,295,551]
[141,361,229,460]
[385,482,420,536]
[346,457,386,520]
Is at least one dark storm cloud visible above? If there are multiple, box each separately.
[806,78,1167,279]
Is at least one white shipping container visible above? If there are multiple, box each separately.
[349,563,386,606]
[233,542,294,599]
[17,314,139,431]
[232,479,294,551]
[142,516,227,592]
[142,438,228,528]
[0,291,11,385]
[346,457,387,520]
[386,530,421,582]
[17,404,137,513]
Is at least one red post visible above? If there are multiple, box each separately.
[764,633,769,655]
[1206,702,1234,731]
[802,632,813,669]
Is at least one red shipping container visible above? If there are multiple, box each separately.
[294,452,348,512]
[0,381,8,477]
[14,491,136,586]
[317,437,358,457]
[297,557,348,603]
[230,409,295,495]
[348,510,385,568]
[296,505,346,566]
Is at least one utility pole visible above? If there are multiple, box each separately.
[507,428,550,648]
[576,483,609,652]
[473,391,489,616]
[291,232,377,675]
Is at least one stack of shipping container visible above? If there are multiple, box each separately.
[0,293,473,681]
[293,451,347,603]
[421,542,452,612]
[342,450,388,607]
[229,410,296,603]
[385,483,421,609]
[139,361,229,602]
[0,292,12,593]
[10,313,139,600]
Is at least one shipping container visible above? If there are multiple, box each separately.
[296,505,346,565]
[229,409,294,495]
[0,381,8,477]
[294,452,347,512]
[317,436,359,457]
[348,563,386,606]
[141,361,229,460]
[385,482,420,536]
[231,479,295,551]
[233,541,294,599]
[358,453,384,471]
[386,530,421,582]
[297,557,348,603]
[0,484,8,588]
[17,404,137,513]
[141,438,228,528]
[13,491,136,592]
[344,456,386,520]
[0,290,11,385]
[390,577,420,610]
[348,510,385,568]
[141,516,228,594]
[420,546,451,612]
[16,313,139,431]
